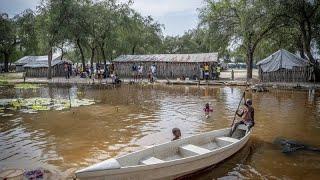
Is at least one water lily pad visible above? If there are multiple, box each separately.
[0,97,95,114]
[32,105,49,111]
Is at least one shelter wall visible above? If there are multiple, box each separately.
[259,66,313,82]
[25,63,70,77]
[114,62,217,79]
[16,65,25,72]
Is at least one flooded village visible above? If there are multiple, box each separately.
[1,0,320,180]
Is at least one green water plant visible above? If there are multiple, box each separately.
[14,83,40,89]
[0,97,95,114]
[0,79,9,86]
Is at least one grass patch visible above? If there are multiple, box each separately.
[14,83,40,89]
[0,79,9,85]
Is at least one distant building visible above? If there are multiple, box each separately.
[16,55,72,77]
[15,55,61,72]
[256,49,313,82]
[113,53,219,79]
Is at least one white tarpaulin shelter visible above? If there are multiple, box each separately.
[256,49,310,72]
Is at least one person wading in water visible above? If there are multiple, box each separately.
[172,128,181,141]
[231,99,254,135]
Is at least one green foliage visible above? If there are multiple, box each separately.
[0,97,95,113]
[0,79,9,86]
[14,83,40,89]
[1,0,320,81]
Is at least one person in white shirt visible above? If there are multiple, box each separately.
[138,64,143,79]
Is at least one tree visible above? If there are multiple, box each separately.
[37,0,73,79]
[0,13,19,72]
[15,9,39,56]
[275,0,320,80]
[200,0,278,80]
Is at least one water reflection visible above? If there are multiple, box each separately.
[0,85,319,179]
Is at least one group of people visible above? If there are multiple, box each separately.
[171,98,255,141]
[132,63,157,82]
[200,63,221,81]
[64,63,114,80]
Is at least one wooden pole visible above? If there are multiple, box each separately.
[229,90,246,136]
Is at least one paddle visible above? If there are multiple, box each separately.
[229,90,246,136]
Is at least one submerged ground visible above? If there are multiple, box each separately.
[0,84,319,179]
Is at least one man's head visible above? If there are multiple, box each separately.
[245,99,252,106]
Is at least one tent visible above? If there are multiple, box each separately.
[256,49,313,82]
[256,49,310,72]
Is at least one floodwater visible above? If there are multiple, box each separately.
[0,84,320,179]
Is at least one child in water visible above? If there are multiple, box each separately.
[172,128,181,141]
[204,103,213,118]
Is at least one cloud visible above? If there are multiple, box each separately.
[121,0,202,17]
[0,0,204,36]
[120,0,205,36]
[0,0,40,16]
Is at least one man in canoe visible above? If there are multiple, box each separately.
[231,99,255,134]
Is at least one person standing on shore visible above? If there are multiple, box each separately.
[138,64,143,80]
[151,64,157,82]
[216,65,221,80]
[64,63,69,79]
[204,63,210,81]
[132,63,138,81]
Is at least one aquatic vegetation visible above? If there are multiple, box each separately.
[0,79,9,86]
[32,105,49,111]
[0,97,95,114]
[14,83,40,89]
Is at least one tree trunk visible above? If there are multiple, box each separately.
[246,50,254,80]
[77,39,86,70]
[4,52,10,72]
[47,48,52,79]
[100,46,106,67]
[60,48,64,60]
[132,45,136,55]
[90,47,95,68]
[299,22,320,81]
[297,36,306,59]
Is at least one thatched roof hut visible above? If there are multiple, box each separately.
[256,49,313,82]
[113,53,219,79]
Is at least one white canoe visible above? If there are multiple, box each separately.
[75,125,251,180]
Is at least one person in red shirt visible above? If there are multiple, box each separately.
[204,103,213,118]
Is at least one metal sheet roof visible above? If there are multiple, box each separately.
[113,53,219,63]
[15,55,61,65]
[23,58,72,68]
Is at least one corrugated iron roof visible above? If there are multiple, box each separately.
[23,58,72,68]
[113,53,219,63]
[15,55,61,65]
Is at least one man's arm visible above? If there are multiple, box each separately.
[236,109,244,117]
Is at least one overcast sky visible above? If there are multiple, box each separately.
[0,0,205,36]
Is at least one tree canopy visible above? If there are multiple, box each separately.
[0,0,320,80]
